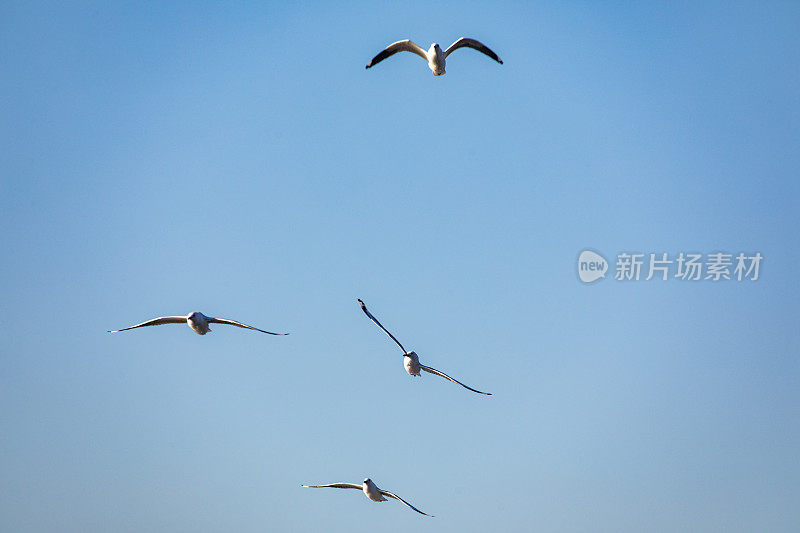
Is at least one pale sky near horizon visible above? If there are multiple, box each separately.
[1,2,799,532]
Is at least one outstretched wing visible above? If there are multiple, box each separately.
[366,40,428,69]
[207,317,288,335]
[108,316,186,333]
[358,299,407,353]
[444,37,503,64]
[380,490,433,517]
[302,483,362,490]
[420,364,492,395]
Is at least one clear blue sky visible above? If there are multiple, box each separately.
[1,1,798,531]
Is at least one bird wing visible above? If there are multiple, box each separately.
[380,490,433,517]
[358,299,406,353]
[420,364,492,395]
[206,317,288,335]
[366,40,428,69]
[443,37,503,64]
[108,316,186,333]
[302,483,362,490]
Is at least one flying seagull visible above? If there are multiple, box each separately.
[302,478,432,517]
[108,311,287,336]
[358,299,491,395]
[366,37,502,76]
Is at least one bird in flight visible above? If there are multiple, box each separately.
[108,311,288,336]
[366,37,502,76]
[358,299,491,395]
[302,478,432,517]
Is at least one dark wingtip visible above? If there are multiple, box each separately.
[365,63,371,69]
[358,298,365,307]
[498,59,503,64]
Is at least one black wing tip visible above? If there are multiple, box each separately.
[358,298,366,308]
[497,58,503,64]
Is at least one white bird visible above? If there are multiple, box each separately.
[108,311,288,336]
[358,299,491,395]
[366,37,502,76]
[302,478,432,517]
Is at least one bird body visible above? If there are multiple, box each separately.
[404,351,422,376]
[362,478,387,502]
[366,37,502,76]
[187,311,210,335]
[428,43,446,75]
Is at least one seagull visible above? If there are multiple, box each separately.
[366,37,502,76]
[108,311,288,336]
[302,478,432,517]
[358,299,491,395]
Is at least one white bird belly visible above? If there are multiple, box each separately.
[364,484,386,502]
[426,44,446,75]
[404,353,421,376]
[188,313,209,335]
[364,487,386,502]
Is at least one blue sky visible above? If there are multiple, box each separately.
[1,1,798,531]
